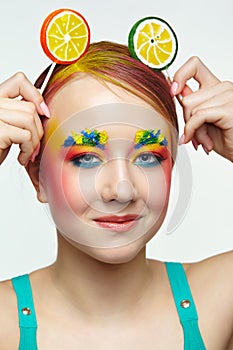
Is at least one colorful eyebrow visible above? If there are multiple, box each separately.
[134,129,168,149]
[62,129,109,149]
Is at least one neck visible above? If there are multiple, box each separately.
[49,233,154,318]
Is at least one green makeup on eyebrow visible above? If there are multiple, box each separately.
[134,129,168,149]
[62,129,109,149]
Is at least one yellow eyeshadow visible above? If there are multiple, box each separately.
[64,144,105,161]
[44,118,66,153]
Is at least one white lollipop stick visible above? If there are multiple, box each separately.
[164,69,183,105]
[39,62,56,94]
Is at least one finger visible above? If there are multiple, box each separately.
[176,80,232,123]
[0,147,11,165]
[179,84,196,128]
[173,56,220,94]
[182,88,233,150]
[183,105,233,144]
[182,81,233,120]
[180,84,193,97]
[175,84,199,150]
[191,123,214,151]
[0,109,41,151]
[180,83,231,144]
[176,84,201,150]
[0,98,44,139]
[191,86,233,116]
[0,72,46,116]
[0,123,34,165]
[191,137,199,150]
[190,89,233,149]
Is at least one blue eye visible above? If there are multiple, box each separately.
[71,154,102,168]
[134,152,164,167]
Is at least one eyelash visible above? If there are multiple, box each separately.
[70,153,103,168]
[69,151,165,169]
[133,152,165,167]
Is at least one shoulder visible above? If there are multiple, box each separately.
[185,250,233,348]
[0,277,19,349]
[185,250,233,316]
[148,254,233,347]
[186,250,233,294]
[0,278,18,322]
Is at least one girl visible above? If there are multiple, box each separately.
[0,42,232,349]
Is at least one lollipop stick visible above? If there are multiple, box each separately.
[164,69,183,105]
[39,62,56,94]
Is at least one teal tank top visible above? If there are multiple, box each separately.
[11,274,37,350]
[11,262,206,349]
[165,262,206,350]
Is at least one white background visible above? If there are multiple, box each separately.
[0,0,232,280]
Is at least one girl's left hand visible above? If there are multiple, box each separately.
[171,56,233,162]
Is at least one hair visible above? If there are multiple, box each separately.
[35,41,178,157]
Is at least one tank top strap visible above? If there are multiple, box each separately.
[165,262,206,350]
[11,274,38,350]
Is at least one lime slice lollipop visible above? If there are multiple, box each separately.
[128,17,178,71]
[40,8,90,65]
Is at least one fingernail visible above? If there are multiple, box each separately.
[206,143,213,152]
[35,143,41,156]
[178,133,186,145]
[171,81,178,96]
[202,145,209,155]
[31,153,36,163]
[192,139,199,151]
[40,101,50,118]
[30,144,40,163]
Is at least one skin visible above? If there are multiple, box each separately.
[39,81,173,251]
[0,57,232,349]
[0,72,45,165]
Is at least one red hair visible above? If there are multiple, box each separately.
[36,41,178,129]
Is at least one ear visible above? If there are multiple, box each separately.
[25,159,48,203]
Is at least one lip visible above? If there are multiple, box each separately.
[93,214,141,232]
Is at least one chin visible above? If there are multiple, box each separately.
[89,242,145,265]
[62,233,148,265]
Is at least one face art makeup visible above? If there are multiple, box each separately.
[134,129,168,149]
[62,129,108,169]
[63,129,108,149]
[63,144,105,169]
[131,129,169,168]
[39,101,175,250]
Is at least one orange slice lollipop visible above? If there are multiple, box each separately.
[40,8,90,65]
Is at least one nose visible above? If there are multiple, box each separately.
[98,159,137,203]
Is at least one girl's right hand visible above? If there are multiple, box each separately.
[0,72,50,166]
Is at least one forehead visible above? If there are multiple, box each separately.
[48,74,156,115]
[46,76,177,149]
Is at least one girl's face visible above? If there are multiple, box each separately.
[38,75,176,261]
